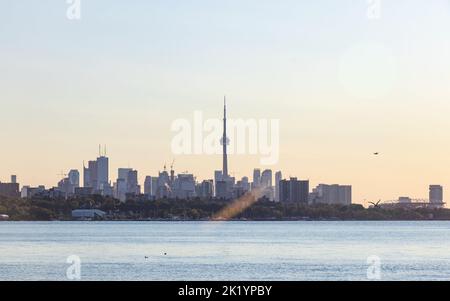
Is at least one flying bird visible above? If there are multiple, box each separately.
[369,200,382,208]
[373,152,379,155]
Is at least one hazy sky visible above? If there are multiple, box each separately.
[1,0,450,205]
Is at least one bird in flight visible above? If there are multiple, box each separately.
[373,152,379,155]
[369,200,382,208]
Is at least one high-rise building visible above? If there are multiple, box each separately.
[151,177,158,197]
[279,178,309,203]
[127,170,140,195]
[173,173,196,199]
[68,170,80,189]
[114,179,127,202]
[96,155,109,191]
[56,169,80,197]
[215,180,228,199]
[156,169,170,199]
[84,160,97,189]
[252,169,261,189]
[11,175,17,184]
[238,176,250,192]
[261,169,273,188]
[118,168,132,182]
[144,176,152,196]
[83,150,111,196]
[275,171,282,202]
[214,170,223,197]
[114,168,140,201]
[0,177,20,199]
[259,169,273,200]
[429,185,444,204]
[196,180,214,199]
[310,184,352,205]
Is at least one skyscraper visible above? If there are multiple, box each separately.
[96,155,109,191]
[252,169,261,189]
[84,160,97,188]
[275,171,282,202]
[144,176,152,196]
[115,168,140,201]
[83,148,111,196]
[68,170,80,189]
[261,169,273,188]
[197,180,214,199]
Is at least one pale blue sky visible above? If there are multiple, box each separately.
[1,0,450,204]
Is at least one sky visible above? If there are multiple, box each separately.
[1,0,450,206]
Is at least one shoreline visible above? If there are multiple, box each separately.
[3,218,450,222]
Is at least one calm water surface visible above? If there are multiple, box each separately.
[1,221,450,281]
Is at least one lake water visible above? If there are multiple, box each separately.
[1,221,450,281]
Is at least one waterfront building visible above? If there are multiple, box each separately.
[429,185,444,204]
[279,178,309,203]
[310,184,352,205]
[0,177,20,198]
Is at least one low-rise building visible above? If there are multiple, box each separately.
[72,209,106,220]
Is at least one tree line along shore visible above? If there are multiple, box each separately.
[1,195,450,221]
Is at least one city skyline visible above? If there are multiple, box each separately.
[1,1,450,205]
[0,100,444,208]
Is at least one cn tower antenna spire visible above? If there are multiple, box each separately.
[222,96,228,178]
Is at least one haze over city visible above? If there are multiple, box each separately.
[1,1,450,206]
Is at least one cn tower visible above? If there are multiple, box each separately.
[222,96,229,178]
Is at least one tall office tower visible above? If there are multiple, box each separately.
[429,185,444,204]
[157,169,170,198]
[215,180,228,199]
[96,155,109,191]
[116,168,140,199]
[151,177,158,197]
[127,170,140,195]
[197,180,214,199]
[144,176,152,195]
[173,173,196,199]
[260,169,273,201]
[11,175,17,184]
[275,171,282,202]
[84,160,97,188]
[299,180,310,203]
[214,170,223,197]
[116,167,132,198]
[83,162,90,187]
[118,168,132,182]
[221,97,229,179]
[279,178,309,203]
[240,176,250,192]
[68,170,80,188]
[261,169,273,188]
[252,169,261,189]
[115,179,127,202]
